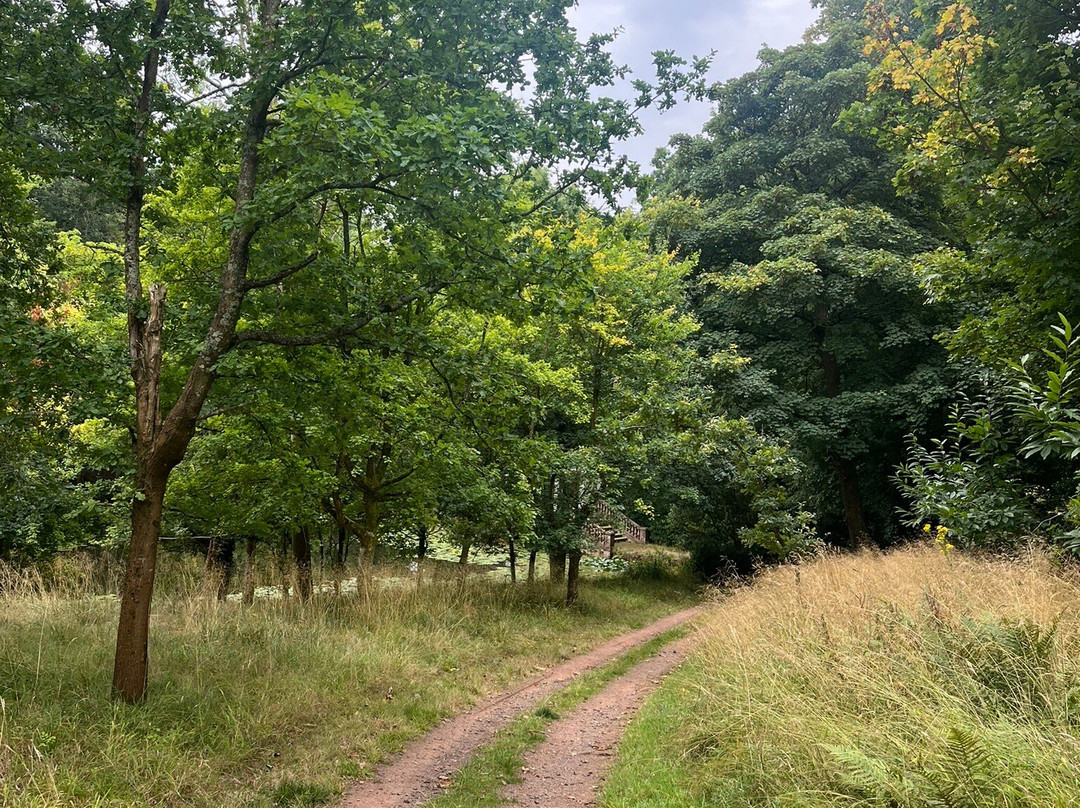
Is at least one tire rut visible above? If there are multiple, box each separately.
[499,637,691,807]
[335,606,700,808]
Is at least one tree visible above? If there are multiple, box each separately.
[1,0,705,700]
[856,0,1080,360]
[0,168,69,560]
[653,31,955,546]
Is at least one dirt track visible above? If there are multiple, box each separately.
[500,638,690,806]
[336,606,700,808]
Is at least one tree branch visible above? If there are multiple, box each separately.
[243,252,319,291]
[233,282,450,347]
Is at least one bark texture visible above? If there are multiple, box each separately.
[112,23,276,698]
[548,550,566,584]
[565,550,581,606]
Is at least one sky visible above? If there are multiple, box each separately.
[566,0,821,171]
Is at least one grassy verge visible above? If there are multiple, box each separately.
[425,625,690,808]
[0,558,696,808]
[601,544,1080,808]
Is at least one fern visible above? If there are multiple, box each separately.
[827,728,1017,808]
[918,727,996,808]
[824,744,915,805]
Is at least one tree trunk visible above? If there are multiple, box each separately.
[527,550,537,583]
[292,527,313,602]
[110,0,296,701]
[508,533,517,584]
[111,467,167,702]
[243,536,257,606]
[417,524,428,561]
[814,301,870,550]
[834,459,870,550]
[415,524,428,584]
[336,523,347,568]
[458,541,471,565]
[361,486,379,564]
[205,536,236,601]
[565,550,581,606]
[549,550,566,584]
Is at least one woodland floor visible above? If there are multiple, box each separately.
[336,605,701,808]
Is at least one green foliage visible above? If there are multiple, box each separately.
[653,29,955,547]
[897,317,1080,550]
[0,0,720,574]
[857,0,1080,360]
[895,398,1035,547]
[1009,314,1080,462]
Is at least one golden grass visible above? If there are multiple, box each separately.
[604,544,1080,808]
[698,543,1078,654]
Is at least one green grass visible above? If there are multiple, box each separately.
[425,627,690,808]
[0,557,696,808]
[600,545,1080,808]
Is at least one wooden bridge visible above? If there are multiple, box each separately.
[584,499,649,558]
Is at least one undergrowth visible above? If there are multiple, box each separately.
[602,544,1080,808]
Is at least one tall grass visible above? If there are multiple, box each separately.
[0,556,695,808]
[603,544,1080,808]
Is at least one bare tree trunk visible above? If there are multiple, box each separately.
[337,523,347,567]
[458,542,471,565]
[527,550,537,583]
[292,527,313,602]
[833,459,870,550]
[565,550,581,606]
[414,524,428,584]
[111,468,167,702]
[417,524,428,561]
[548,550,566,585]
[243,536,257,605]
[508,533,517,584]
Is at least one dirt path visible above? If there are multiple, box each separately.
[500,637,691,807]
[335,606,700,808]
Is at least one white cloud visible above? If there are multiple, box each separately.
[568,0,820,169]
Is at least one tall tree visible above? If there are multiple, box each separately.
[653,31,955,545]
[856,0,1080,361]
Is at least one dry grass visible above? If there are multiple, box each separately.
[603,544,1080,808]
[0,553,695,808]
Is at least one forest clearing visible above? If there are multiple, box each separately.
[3,0,1080,804]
